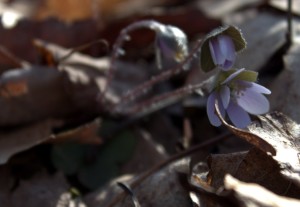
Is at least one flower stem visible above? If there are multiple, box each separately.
[112,39,203,114]
[99,20,164,108]
[286,0,293,45]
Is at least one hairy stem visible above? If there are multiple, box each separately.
[113,39,203,113]
[100,20,164,107]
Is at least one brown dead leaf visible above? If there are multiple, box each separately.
[0,79,28,98]
[33,0,174,23]
[214,100,276,155]
[269,0,300,16]
[228,11,288,71]
[207,148,300,198]
[197,0,262,18]
[121,128,168,174]
[9,172,86,207]
[0,4,220,63]
[33,39,109,72]
[224,175,300,207]
[0,19,100,63]
[0,119,59,164]
[270,43,300,123]
[0,39,112,126]
[49,119,102,145]
[85,159,191,207]
[216,95,300,189]
[0,166,15,206]
[0,66,74,126]
[247,112,300,186]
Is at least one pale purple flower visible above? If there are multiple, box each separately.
[155,25,188,69]
[209,35,236,70]
[207,69,271,128]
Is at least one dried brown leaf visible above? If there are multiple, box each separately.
[269,0,300,16]
[247,112,300,186]
[225,175,300,207]
[85,159,191,207]
[49,119,102,145]
[197,0,262,18]
[207,148,300,198]
[214,100,276,155]
[270,43,300,123]
[10,172,86,207]
[0,120,59,164]
[228,11,287,71]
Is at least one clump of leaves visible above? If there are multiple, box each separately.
[51,130,136,190]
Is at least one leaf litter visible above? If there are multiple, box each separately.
[0,0,300,207]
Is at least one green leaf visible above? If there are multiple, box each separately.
[236,70,258,82]
[99,131,137,163]
[200,40,216,72]
[51,143,87,175]
[78,158,119,190]
[216,69,258,86]
[78,131,137,190]
[223,25,247,52]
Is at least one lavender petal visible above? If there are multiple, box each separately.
[207,92,225,126]
[218,35,235,70]
[236,90,270,114]
[227,101,251,128]
[220,85,230,109]
[209,37,225,66]
[247,82,271,94]
[223,60,234,70]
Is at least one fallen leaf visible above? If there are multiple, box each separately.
[270,43,300,123]
[229,11,288,71]
[0,119,59,164]
[49,119,102,145]
[10,172,86,207]
[207,148,300,198]
[214,100,276,155]
[84,159,191,207]
[269,0,300,16]
[0,79,28,97]
[197,0,262,18]
[247,112,300,186]
[224,174,300,207]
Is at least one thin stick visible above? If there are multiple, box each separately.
[99,20,163,107]
[58,39,108,64]
[112,39,202,113]
[117,182,141,207]
[106,132,231,207]
[0,46,28,68]
[286,0,293,45]
[120,79,210,118]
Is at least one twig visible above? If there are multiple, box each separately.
[119,79,210,118]
[112,39,203,113]
[117,182,141,207]
[0,46,29,69]
[58,39,109,64]
[99,20,164,107]
[286,0,293,45]
[106,132,231,207]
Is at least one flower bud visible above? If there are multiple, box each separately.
[209,35,235,70]
[155,25,188,69]
[200,25,246,72]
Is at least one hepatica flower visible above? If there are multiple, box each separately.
[209,35,236,70]
[200,25,246,72]
[155,25,188,69]
[207,69,271,128]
